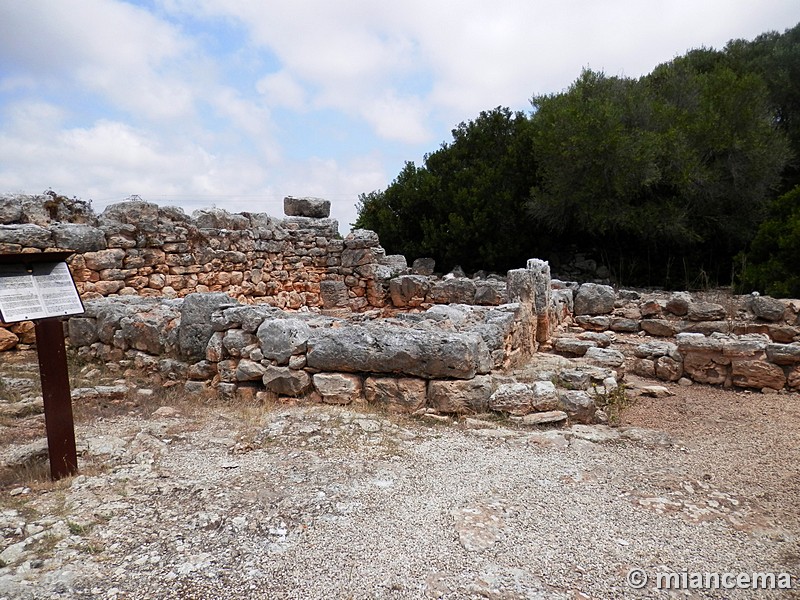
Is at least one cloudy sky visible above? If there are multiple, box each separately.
[1,1,799,234]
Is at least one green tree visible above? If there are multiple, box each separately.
[355,107,540,272]
[739,185,800,297]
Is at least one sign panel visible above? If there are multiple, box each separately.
[0,262,84,323]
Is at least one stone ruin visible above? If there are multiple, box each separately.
[1,193,799,426]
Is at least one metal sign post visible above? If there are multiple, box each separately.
[0,252,84,480]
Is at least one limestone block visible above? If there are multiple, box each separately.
[179,292,239,361]
[682,352,729,385]
[411,257,435,276]
[634,341,679,360]
[428,375,493,414]
[283,196,331,218]
[389,275,431,308]
[222,329,258,357]
[363,377,426,413]
[584,347,625,368]
[574,316,611,331]
[489,383,533,415]
[687,301,727,322]
[766,342,800,365]
[313,372,362,404]
[84,248,126,271]
[630,358,656,378]
[655,356,683,382]
[553,338,596,356]
[235,359,266,381]
[320,280,349,309]
[51,223,106,252]
[558,390,595,424]
[641,319,680,337]
[665,292,692,316]
[429,279,477,305]
[531,380,560,411]
[262,366,311,396]
[731,360,786,390]
[574,283,615,316]
[750,295,786,322]
[307,324,487,379]
[0,224,53,249]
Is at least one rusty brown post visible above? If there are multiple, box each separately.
[34,317,78,479]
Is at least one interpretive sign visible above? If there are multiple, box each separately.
[0,252,82,479]
[0,261,84,324]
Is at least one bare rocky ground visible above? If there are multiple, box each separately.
[1,347,799,600]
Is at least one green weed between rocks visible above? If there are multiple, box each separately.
[592,383,634,426]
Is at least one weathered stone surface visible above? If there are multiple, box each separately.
[558,369,591,390]
[319,280,349,309]
[364,377,427,413]
[584,347,625,368]
[721,335,769,358]
[257,318,311,365]
[558,390,595,424]
[0,224,52,248]
[655,356,683,382]
[609,317,639,333]
[687,301,727,322]
[682,321,731,335]
[676,332,725,353]
[0,328,19,351]
[631,358,656,378]
[313,372,363,404]
[389,275,431,308]
[307,324,487,379]
[411,257,435,276]
[766,342,800,365]
[283,196,330,218]
[531,380,560,411]
[682,353,729,385]
[179,293,238,360]
[474,280,506,306]
[506,269,534,304]
[222,329,257,357]
[731,360,786,390]
[574,283,615,316]
[0,195,23,223]
[634,341,679,360]
[789,366,800,389]
[428,376,493,414]
[521,410,568,425]
[489,383,533,415]
[641,319,680,337]
[234,359,266,381]
[262,366,311,396]
[50,224,106,252]
[665,292,692,316]
[574,315,611,331]
[344,229,380,249]
[429,279,477,305]
[750,296,786,322]
[452,503,504,551]
[83,248,126,271]
[553,338,596,356]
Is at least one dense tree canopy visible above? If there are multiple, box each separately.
[355,108,539,273]
[355,23,799,292]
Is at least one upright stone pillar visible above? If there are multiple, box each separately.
[527,259,553,344]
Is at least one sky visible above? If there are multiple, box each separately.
[1,1,799,235]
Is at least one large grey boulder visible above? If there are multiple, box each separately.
[283,196,331,218]
[364,377,427,413]
[389,275,431,308]
[0,224,52,248]
[257,318,312,365]
[51,223,107,252]
[262,365,311,396]
[179,293,238,360]
[574,283,615,316]
[306,323,489,379]
[750,296,786,322]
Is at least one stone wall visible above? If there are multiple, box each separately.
[552,282,800,391]
[0,194,412,350]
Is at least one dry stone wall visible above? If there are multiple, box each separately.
[553,282,800,391]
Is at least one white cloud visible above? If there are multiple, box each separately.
[256,71,308,110]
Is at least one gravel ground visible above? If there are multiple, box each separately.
[1,350,799,600]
